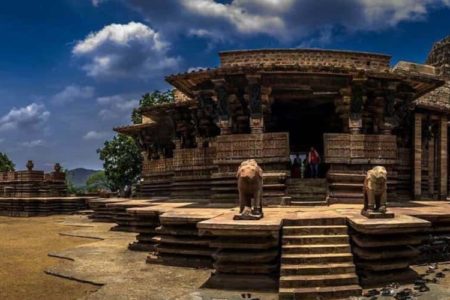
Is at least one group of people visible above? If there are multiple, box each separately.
[290,147,321,178]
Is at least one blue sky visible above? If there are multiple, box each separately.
[1,0,450,170]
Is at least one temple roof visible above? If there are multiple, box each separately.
[166,62,443,101]
[415,82,450,113]
[139,98,196,116]
[113,122,157,135]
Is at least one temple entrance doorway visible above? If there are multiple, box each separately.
[270,98,339,179]
[269,98,340,206]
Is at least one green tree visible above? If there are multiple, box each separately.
[0,152,15,172]
[97,134,142,193]
[86,171,110,192]
[65,170,82,195]
[131,90,175,124]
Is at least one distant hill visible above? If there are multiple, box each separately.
[66,168,100,187]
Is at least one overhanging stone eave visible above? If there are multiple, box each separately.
[414,103,450,115]
[139,100,197,118]
[113,122,158,136]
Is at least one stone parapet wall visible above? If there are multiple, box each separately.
[142,157,173,176]
[219,49,390,72]
[173,147,216,171]
[213,132,290,165]
[324,133,397,165]
[0,170,67,198]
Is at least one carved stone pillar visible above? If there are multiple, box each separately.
[382,85,397,135]
[414,113,423,199]
[173,138,181,150]
[245,75,264,134]
[428,133,435,197]
[337,88,351,133]
[349,81,366,134]
[439,116,448,198]
[212,78,231,135]
[372,96,384,134]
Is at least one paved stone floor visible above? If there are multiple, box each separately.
[2,212,450,299]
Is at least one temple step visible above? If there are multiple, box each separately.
[283,218,346,226]
[281,253,353,264]
[280,273,358,288]
[283,225,348,235]
[282,244,351,254]
[279,217,361,299]
[280,263,356,276]
[286,178,327,206]
[279,285,362,300]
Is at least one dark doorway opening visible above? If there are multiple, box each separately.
[269,98,340,178]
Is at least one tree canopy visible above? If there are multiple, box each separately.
[97,134,142,193]
[86,170,110,192]
[131,90,175,124]
[0,152,15,172]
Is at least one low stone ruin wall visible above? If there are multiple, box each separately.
[0,197,89,217]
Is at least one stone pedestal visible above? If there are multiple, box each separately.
[361,210,395,219]
[233,213,263,220]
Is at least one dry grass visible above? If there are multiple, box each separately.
[0,216,99,300]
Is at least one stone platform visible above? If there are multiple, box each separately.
[90,197,450,298]
[0,196,93,217]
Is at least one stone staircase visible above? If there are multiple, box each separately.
[210,172,288,205]
[279,217,362,299]
[327,172,365,204]
[286,178,328,206]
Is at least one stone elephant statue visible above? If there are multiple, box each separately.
[234,159,263,219]
[363,166,388,213]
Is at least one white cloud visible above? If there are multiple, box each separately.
[187,66,207,72]
[96,94,139,120]
[20,139,45,148]
[83,130,111,140]
[92,0,105,7]
[51,85,95,105]
[72,22,180,79]
[125,0,450,43]
[0,103,50,132]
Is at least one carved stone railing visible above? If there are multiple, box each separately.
[214,132,290,163]
[142,157,174,176]
[324,133,397,164]
[173,147,216,171]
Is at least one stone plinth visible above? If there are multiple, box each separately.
[0,197,91,217]
[361,210,395,219]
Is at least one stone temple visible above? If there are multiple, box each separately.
[106,37,450,299]
[115,46,449,204]
[4,37,450,299]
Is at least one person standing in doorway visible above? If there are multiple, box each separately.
[308,147,321,178]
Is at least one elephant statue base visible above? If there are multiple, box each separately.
[361,166,395,219]
[233,159,264,221]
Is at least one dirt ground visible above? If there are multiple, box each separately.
[0,216,99,300]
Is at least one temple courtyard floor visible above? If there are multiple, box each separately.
[1,202,450,299]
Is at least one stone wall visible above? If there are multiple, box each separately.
[0,170,67,197]
[426,35,450,78]
[219,49,390,72]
